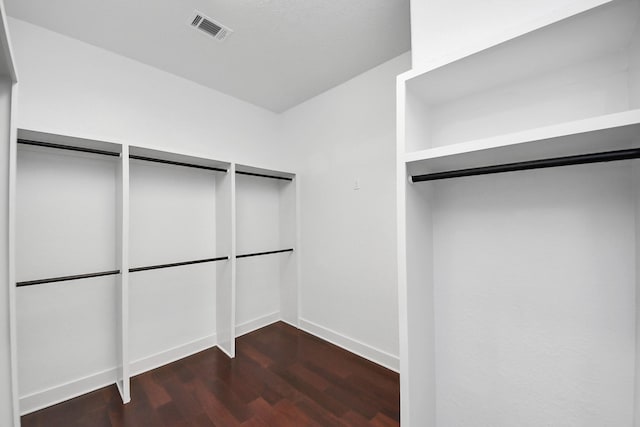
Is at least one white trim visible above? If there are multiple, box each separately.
[235,312,281,337]
[8,83,20,427]
[19,334,218,415]
[130,334,217,377]
[298,318,399,372]
[20,368,117,415]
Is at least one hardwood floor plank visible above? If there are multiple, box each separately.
[21,322,399,427]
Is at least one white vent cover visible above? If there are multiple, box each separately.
[189,11,233,42]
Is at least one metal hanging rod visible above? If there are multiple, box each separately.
[130,155,228,172]
[411,148,640,183]
[18,139,121,157]
[236,248,294,259]
[236,170,293,181]
[129,256,229,273]
[16,270,121,287]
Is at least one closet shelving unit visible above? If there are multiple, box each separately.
[1,3,19,425]
[397,0,640,425]
[235,164,299,334]
[127,145,233,374]
[10,130,299,415]
[14,129,128,411]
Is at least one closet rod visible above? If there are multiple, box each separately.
[16,270,121,287]
[129,256,229,273]
[18,139,121,157]
[236,170,293,181]
[411,147,640,183]
[236,248,294,259]
[130,155,227,172]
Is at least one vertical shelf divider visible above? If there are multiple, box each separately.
[635,159,640,425]
[216,163,236,357]
[279,176,299,326]
[116,144,130,403]
[7,83,20,427]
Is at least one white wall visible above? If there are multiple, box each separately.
[432,163,636,426]
[283,52,411,370]
[7,18,286,170]
[410,0,610,69]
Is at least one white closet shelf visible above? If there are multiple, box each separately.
[405,109,640,176]
[129,145,230,172]
[235,163,295,181]
[405,0,639,106]
[18,128,122,155]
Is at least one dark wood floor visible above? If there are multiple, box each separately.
[22,322,400,426]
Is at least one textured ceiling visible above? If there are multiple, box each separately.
[6,0,411,112]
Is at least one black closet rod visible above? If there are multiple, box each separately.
[411,148,640,183]
[236,248,294,259]
[18,139,121,157]
[130,155,228,173]
[129,256,229,273]
[16,270,121,287]
[236,170,293,181]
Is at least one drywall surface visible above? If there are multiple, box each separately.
[15,147,119,398]
[235,175,283,327]
[432,162,635,426]
[283,52,411,370]
[7,18,285,170]
[410,0,610,69]
[128,161,217,362]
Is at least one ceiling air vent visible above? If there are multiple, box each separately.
[189,11,233,42]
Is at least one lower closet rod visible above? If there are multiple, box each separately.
[129,256,229,273]
[236,249,294,259]
[16,270,121,287]
[411,147,640,183]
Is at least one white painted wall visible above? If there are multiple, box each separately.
[283,52,411,370]
[432,163,636,426]
[128,161,217,362]
[235,174,283,330]
[7,18,286,170]
[410,0,611,69]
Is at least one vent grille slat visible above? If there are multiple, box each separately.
[188,10,233,42]
[199,19,222,36]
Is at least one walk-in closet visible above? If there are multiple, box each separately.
[5,0,640,426]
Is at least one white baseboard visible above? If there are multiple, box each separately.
[20,334,217,415]
[130,334,217,377]
[19,319,398,416]
[235,311,281,337]
[298,318,399,372]
[20,367,117,415]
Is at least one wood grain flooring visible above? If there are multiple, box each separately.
[21,322,400,426]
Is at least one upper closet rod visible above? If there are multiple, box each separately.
[16,270,121,287]
[130,154,227,172]
[236,170,293,181]
[237,248,294,259]
[18,139,120,157]
[411,148,640,183]
[129,256,229,273]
